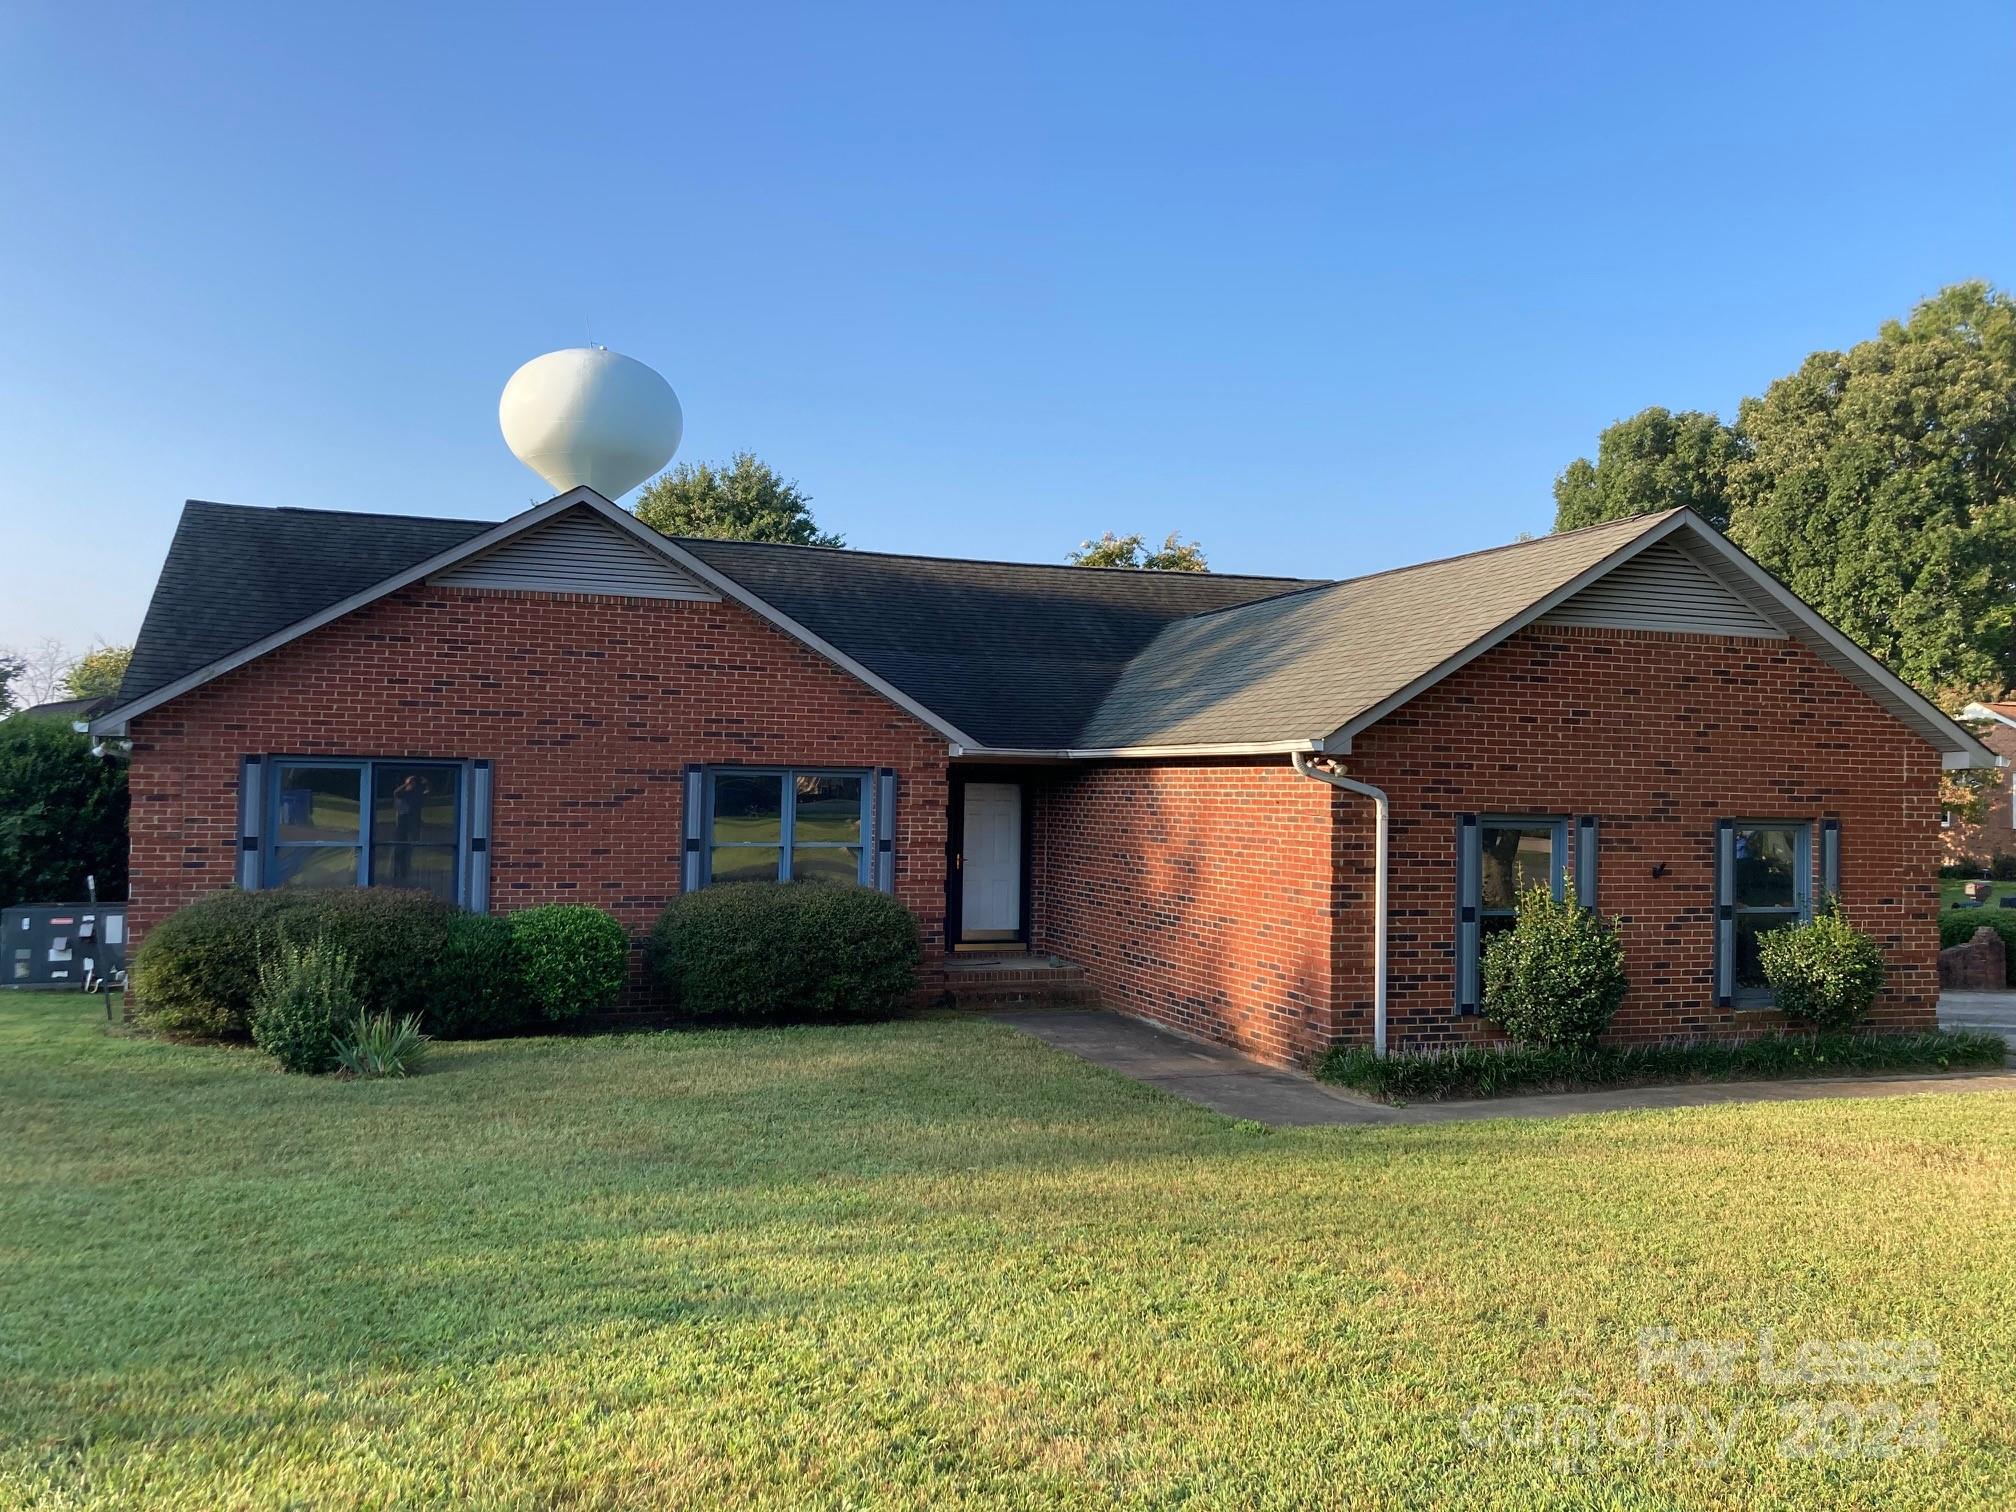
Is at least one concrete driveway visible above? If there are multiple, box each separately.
[1939,990,2016,1052]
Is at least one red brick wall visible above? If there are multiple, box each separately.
[1030,625,1943,1066]
[1343,624,1944,1050]
[1029,762,1342,1067]
[124,584,951,982]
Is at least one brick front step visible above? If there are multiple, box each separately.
[943,954,1100,1010]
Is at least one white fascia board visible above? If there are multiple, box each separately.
[950,738,1321,761]
[88,487,986,750]
[88,489,607,737]
[1321,509,2001,771]
[1675,520,2000,769]
[1322,511,1692,750]
[1961,702,2016,732]
[578,498,984,749]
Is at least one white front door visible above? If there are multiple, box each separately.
[961,782,1022,939]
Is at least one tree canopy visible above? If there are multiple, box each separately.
[63,645,131,700]
[0,653,22,718]
[0,713,128,903]
[1552,408,1741,532]
[1552,281,2016,701]
[633,453,843,547]
[1068,531,1209,571]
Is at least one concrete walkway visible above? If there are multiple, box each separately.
[992,1008,2016,1128]
[1938,989,2016,1051]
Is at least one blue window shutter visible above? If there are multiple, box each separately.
[238,756,264,890]
[682,765,705,892]
[1455,813,1481,1014]
[465,761,492,913]
[1820,818,1840,900]
[1714,819,1735,1008]
[1575,816,1599,911]
[875,769,897,894]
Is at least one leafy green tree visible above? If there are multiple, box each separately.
[0,713,128,903]
[1726,283,2016,698]
[633,453,842,546]
[0,653,22,718]
[1552,407,1743,532]
[63,644,131,700]
[1552,282,2016,700]
[1068,531,1209,571]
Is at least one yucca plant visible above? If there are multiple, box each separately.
[333,1010,431,1079]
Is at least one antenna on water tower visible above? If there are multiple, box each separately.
[498,346,684,500]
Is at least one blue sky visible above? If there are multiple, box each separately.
[0,1,2008,655]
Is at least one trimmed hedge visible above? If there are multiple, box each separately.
[1756,900,1885,1031]
[1318,1031,2009,1104]
[1939,909,2016,986]
[131,889,633,1039]
[131,888,453,1038]
[649,882,921,1023]
[429,912,525,1038]
[510,905,629,1021]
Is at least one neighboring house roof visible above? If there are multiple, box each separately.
[1963,702,2016,732]
[9,695,109,724]
[92,491,1999,768]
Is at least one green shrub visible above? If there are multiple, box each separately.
[334,1010,430,1079]
[133,888,523,1039]
[1481,885,1628,1049]
[649,882,921,1023]
[1992,853,2016,882]
[1756,899,1886,1031]
[509,905,629,1021]
[291,888,456,1026]
[131,890,279,1037]
[251,935,360,1074]
[1317,1030,2007,1103]
[428,912,530,1037]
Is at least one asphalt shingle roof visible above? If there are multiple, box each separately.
[1075,512,1674,747]
[119,503,492,706]
[674,537,1318,747]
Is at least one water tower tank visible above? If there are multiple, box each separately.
[498,346,683,500]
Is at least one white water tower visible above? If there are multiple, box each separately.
[499,346,683,500]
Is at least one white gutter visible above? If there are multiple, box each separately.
[950,738,1322,761]
[1292,750,1387,1058]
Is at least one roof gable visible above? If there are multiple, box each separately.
[94,497,1997,768]
[432,507,718,600]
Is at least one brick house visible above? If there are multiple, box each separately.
[1941,703,2016,870]
[91,490,1995,1066]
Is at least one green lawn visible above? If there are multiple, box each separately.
[3,999,2014,1507]
[1941,878,2016,908]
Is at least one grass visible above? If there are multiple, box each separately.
[1318,1031,2010,1103]
[1940,878,2016,908]
[3,997,2016,1507]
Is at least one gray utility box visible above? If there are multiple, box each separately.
[3,903,127,988]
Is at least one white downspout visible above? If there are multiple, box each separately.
[1293,750,1388,1058]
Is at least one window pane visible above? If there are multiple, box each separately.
[711,846,782,883]
[275,766,362,842]
[712,774,784,844]
[1735,826,1799,909]
[370,844,458,901]
[1736,911,1801,990]
[271,845,361,889]
[793,775,864,842]
[1480,825,1557,911]
[373,765,459,846]
[791,846,863,884]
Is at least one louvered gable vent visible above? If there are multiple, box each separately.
[432,507,717,601]
[1538,538,1784,638]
